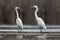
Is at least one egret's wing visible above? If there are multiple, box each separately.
[37,17,46,29]
[16,18,23,28]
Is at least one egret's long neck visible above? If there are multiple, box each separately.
[15,9,19,18]
[35,7,38,19]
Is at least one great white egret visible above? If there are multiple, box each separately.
[30,5,47,32]
[15,7,23,32]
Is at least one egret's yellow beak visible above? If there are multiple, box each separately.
[29,6,34,8]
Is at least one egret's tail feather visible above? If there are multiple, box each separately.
[44,27,47,30]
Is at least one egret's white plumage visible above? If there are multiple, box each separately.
[15,7,23,32]
[31,5,46,30]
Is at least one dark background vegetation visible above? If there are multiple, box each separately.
[0,0,60,25]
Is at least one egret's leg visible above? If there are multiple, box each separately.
[18,26,21,33]
[40,27,42,33]
[20,27,23,32]
[18,26,20,33]
[40,29,42,33]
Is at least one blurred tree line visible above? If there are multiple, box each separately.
[0,0,60,25]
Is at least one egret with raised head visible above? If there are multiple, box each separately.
[15,7,23,32]
[30,5,47,32]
